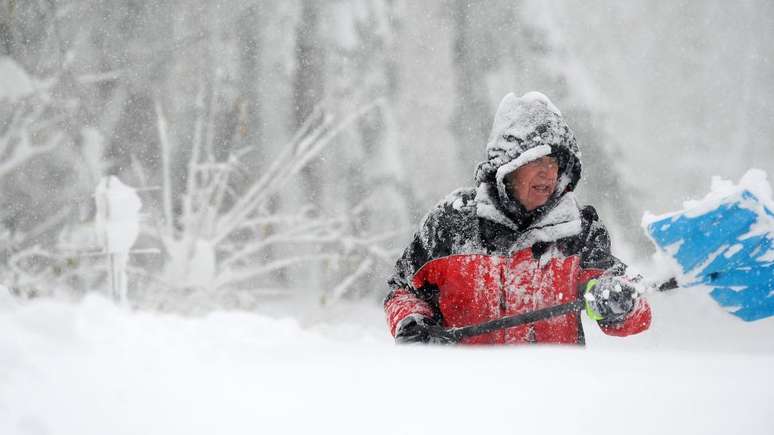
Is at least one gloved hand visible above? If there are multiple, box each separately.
[583,277,639,323]
[394,315,457,344]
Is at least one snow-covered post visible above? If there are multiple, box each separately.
[95,176,142,306]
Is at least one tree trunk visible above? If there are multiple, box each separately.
[450,0,494,169]
[236,4,263,156]
[0,1,14,55]
[293,0,325,208]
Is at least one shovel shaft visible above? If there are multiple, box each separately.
[447,299,586,341]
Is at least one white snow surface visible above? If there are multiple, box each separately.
[2,288,774,435]
[520,90,563,116]
[486,92,566,153]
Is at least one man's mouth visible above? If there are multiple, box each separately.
[532,184,552,194]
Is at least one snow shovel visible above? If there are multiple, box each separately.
[644,173,774,322]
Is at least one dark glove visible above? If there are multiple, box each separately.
[394,315,457,345]
[583,277,638,323]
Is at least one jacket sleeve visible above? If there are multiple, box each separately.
[577,206,652,337]
[384,208,448,337]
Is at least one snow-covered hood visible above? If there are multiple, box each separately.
[474,91,582,227]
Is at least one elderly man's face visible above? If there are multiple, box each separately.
[506,156,559,211]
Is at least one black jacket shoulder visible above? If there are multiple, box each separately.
[565,205,626,273]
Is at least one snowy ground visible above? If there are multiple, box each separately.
[1,287,773,435]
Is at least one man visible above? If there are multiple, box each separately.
[384,91,651,345]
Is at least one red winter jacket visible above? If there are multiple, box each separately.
[384,189,651,345]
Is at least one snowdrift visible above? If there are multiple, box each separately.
[1,293,772,435]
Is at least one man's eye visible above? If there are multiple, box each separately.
[503,135,520,143]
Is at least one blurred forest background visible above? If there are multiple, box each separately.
[0,0,772,312]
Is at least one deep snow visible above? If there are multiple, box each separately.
[1,288,773,435]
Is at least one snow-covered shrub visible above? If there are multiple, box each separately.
[0,58,94,296]
[131,97,404,309]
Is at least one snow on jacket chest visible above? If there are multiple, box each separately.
[410,249,603,345]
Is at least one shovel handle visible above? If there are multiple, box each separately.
[446,299,586,341]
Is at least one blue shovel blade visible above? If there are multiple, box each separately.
[646,190,774,321]
[705,263,774,321]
